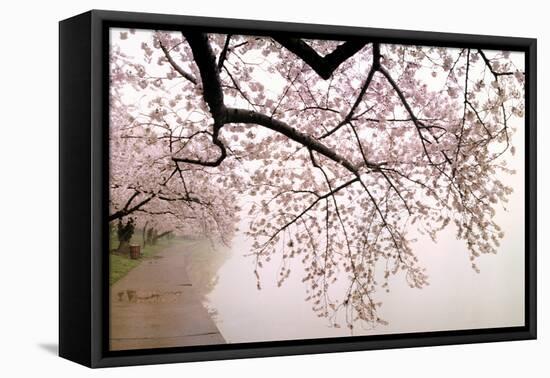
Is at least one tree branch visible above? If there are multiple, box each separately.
[321,44,380,138]
[109,193,156,221]
[158,39,197,84]
[217,34,232,72]
[477,50,515,78]
[183,32,227,120]
[274,37,367,80]
[182,30,382,172]
[225,107,380,172]
[172,126,227,167]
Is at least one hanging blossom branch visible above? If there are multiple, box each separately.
[177,31,431,327]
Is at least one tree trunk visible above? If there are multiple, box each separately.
[142,221,149,247]
[117,240,130,255]
[147,228,154,245]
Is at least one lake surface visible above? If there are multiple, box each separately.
[197,220,524,344]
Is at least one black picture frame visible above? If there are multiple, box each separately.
[59,9,537,368]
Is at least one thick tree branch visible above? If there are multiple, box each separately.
[274,37,367,80]
[182,30,382,172]
[225,107,380,171]
[109,193,156,221]
[183,32,227,120]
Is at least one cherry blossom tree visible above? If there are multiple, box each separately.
[109,43,240,244]
[109,28,524,330]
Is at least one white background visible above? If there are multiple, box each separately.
[0,0,546,376]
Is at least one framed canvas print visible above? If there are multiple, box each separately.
[59,10,537,368]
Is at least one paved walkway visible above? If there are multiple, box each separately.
[109,242,225,351]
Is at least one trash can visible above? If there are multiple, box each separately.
[129,244,141,259]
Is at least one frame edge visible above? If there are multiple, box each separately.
[59,11,94,368]
[80,9,537,368]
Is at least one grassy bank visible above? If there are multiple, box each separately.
[109,230,171,285]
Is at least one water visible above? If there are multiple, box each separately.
[199,221,524,344]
